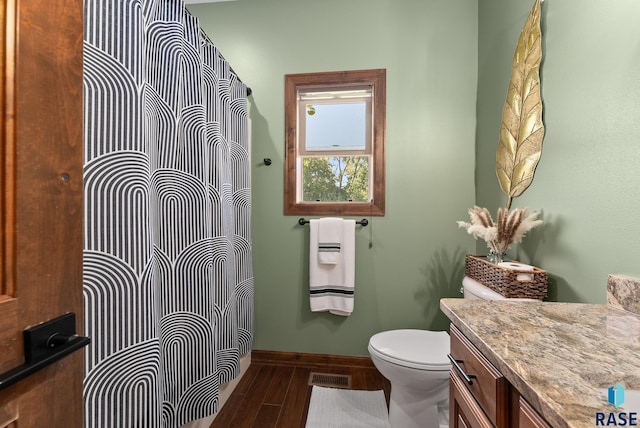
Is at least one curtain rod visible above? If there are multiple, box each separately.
[196,24,252,97]
[230,66,252,96]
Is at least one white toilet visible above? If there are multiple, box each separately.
[368,276,539,428]
[368,329,450,428]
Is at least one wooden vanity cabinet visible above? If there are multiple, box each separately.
[448,324,551,428]
[449,324,509,427]
[518,397,551,428]
[450,370,493,428]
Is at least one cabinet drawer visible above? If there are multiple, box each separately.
[449,324,508,427]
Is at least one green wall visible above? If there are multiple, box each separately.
[189,0,478,356]
[476,0,640,303]
[188,0,640,356]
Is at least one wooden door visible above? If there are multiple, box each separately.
[0,0,84,426]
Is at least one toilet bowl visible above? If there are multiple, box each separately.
[369,276,542,428]
[368,329,450,428]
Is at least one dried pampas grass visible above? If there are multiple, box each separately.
[458,206,542,254]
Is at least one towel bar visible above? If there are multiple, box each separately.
[298,218,368,227]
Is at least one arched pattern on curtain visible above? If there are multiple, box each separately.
[83,1,254,426]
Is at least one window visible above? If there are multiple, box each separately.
[284,69,386,216]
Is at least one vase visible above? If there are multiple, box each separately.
[488,251,507,264]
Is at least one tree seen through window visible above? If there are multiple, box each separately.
[302,156,369,202]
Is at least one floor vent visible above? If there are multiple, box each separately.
[308,372,352,389]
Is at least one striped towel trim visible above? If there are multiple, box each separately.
[310,286,354,296]
[318,242,341,252]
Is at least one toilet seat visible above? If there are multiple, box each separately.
[368,329,450,371]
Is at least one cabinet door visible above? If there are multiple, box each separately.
[450,372,493,428]
[519,397,551,428]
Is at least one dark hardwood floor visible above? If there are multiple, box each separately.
[210,350,391,428]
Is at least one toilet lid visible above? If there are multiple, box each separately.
[368,329,450,370]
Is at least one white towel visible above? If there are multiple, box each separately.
[309,219,356,316]
[317,217,343,265]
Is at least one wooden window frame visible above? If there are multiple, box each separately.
[284,69,386,216]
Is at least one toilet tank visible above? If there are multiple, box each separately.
[462,276,542,301]
[462,276,506,300]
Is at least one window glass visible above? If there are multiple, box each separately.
[301,156,369,202]
[305,102,367,152]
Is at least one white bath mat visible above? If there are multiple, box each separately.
[305,386,391,428]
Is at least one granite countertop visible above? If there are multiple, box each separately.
[440,298,640,428]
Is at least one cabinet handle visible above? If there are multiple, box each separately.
[447,353,476,386]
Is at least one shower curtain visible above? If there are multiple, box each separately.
[82,1,254,426]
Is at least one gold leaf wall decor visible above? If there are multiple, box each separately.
[496,0,544,209]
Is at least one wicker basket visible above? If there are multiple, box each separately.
[465,255,547,300]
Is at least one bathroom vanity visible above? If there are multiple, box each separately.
[440,298,640,428]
